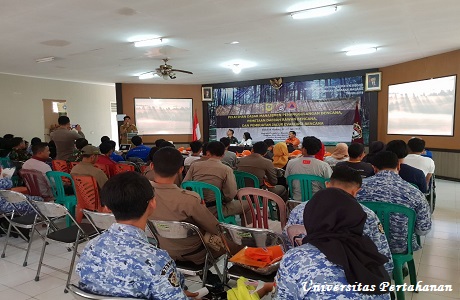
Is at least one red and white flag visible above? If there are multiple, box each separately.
[351,100,364,144]
[193,110,201,141]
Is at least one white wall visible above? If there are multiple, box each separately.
[0,73,115,146]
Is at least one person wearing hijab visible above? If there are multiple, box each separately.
[362,141,386,165]
[239,132,253,146]
[325,142,349,167]
[272,142,289,169]
[275,188,391,299]
[314,142,326,161]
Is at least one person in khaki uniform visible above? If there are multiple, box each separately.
[148,147,224,264]
[183,141,250,220]
[119,116,137,144]
[50,116,85,161]
[70,145,108,188]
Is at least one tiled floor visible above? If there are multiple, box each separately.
[0,179,459,299]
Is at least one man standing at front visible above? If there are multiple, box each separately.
[50,116,85,160]
[285,131,300,149]
[76,172,196,299]
[119,115,137,144]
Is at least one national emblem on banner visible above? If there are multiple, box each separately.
[265,103,273,112]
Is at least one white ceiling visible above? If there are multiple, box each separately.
[1,0,460,85]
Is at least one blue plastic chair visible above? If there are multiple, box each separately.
[46,171,77,227]
[360,201,417,300]
[181,181,236,225]
[286,174,329,201]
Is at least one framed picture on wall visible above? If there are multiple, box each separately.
[202,87,212,101]
[365,72,382,91]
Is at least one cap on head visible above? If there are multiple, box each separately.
[81,145,101,155]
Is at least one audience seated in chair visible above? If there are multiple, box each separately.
[237,141,288,201]
[108,140,124,162]
[183,141,250,220]
[184,140,203,169]
[8,137,30,161]
[67,138,88,163]
[76,172,197,299]
[220,138,238,169]
[70,145,108,189]
[283,165,393,275]
[275,188,391,299]
[263,139,275,161]
[148,147,225,264]
[404,137,435,186]
[356,151,432,253]
[285,136,332,201]
[126,135,151,162]
[336,143,374,178]
[22,142,52,179]
[97,142,117,177]
[324,142,349,167]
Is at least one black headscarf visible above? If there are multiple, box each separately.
[302,188,390,294]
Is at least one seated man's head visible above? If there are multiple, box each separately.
[10,137,26,150]
[407,137,425,154]
[99,142,113,156]
[32,142,50,160]
[190,141,203,154]
[347,143,365,161]
[75,138,89,150]
[100,136,110,143]
[301,136,322,156]
[30,137,42,146]
[327,165,362,197]
[263,139,275,151]
[206,141,225,158]
[219,137,230,149]
[131,135,143,146]
[101,172,156,222]
[81,145,101,164]
[152,147,183,180]
[159,141,174,148]
[154,139,166,147]
[288,131,296,138]
[252,141,268,156]
[58,116,71,128]
[385,140,408,161]
[108,140,117,151]
[227,129,234,137]
[371,151,399,173]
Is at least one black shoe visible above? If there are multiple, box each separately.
[402,266,409,278]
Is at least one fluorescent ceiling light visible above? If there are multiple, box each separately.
[290,4,338,19]
[138,72,158,80]
[134,37,164,47]
[231,64,241,74]
[346,47,378,56]
[230,41,240,44]
[221,60,256,74]
[36,56,55,63]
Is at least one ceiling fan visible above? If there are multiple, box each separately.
[140,58,193,80]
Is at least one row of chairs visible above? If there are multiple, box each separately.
[51,159,146,178]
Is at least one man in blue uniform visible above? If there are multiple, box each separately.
[283,165,393,275]
[356,151,431,253]
[76,172,197,299]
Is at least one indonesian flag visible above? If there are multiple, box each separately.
[351,100,364,144]
[193,110,201,141]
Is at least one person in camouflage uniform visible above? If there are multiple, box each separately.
[76,172,197,299]
[8,137,30,161]
[67,138,88,162]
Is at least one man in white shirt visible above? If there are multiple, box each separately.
[22,142,52,177]
[183,141,202,168]
[404,137,435,185]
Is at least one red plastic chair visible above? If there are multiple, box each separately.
[72,175,102,223]
[93,163,111,178]
[19,169,54,201]
[237,187,287,230]
[140,165,150,174]
[68,162,79,172]
[51,160,69,173]
[113,163,135,175]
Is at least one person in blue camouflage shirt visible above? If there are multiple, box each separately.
[356,151,431,253]
[0,175,42,215]
[76,171,198,299]
[275,188,391,299]
[283,165,393,275]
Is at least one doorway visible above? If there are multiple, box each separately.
[43,99,67,142]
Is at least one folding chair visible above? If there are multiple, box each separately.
[286,174,329,201]
[32,201,98,292]
[285,224,306,247]
[47,171,77,226]
[72,175,103,223]
[236,187,287,230]
[181,181,236,224]
[82,210,116,234]
[217,223,286,282]
[0,190,46,266]
[52,159,70,173]
[67,284,142,299]
[360,201,417,300]
[148,220,222,287]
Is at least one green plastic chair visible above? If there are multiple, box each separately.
[286,174,329,201]
[360,201,417,300]
[233,170,277,220]
[46,171,77,227]
[0,156,11,168]
[181,181,236,225]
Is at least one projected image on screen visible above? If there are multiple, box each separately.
[134,98,192,135]
[388,75,456,136]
